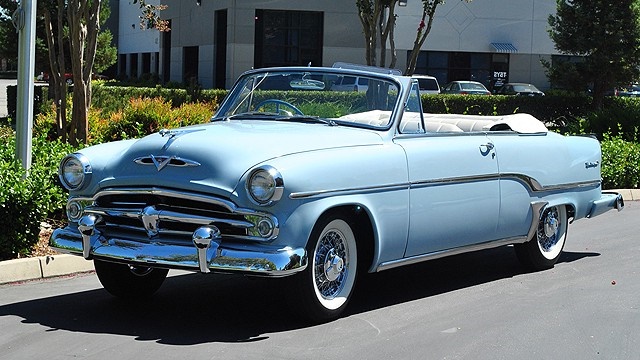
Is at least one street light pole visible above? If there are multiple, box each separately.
[13,0,37,171]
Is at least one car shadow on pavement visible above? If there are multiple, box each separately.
[0,246,599,345]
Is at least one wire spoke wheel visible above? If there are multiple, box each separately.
[292,214,358,322]
[515,205,568,271]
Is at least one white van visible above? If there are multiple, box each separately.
[412,75,441,95]
[330,75,370,92]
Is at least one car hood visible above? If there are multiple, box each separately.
[82,120,384,195]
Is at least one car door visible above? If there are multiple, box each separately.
[395,132,500,257]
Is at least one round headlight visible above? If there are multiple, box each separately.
[59,154,91,190]
[247,166,284,205]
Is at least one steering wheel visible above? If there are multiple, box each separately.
[254,99,303,116]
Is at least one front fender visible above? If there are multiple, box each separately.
[275,190,410,273]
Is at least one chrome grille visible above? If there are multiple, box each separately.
[78,188,278,243]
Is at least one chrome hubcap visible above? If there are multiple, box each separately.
[315,230,348,299]
[538,208,560,252]
[324,249,345,282]
[543,212,559,238]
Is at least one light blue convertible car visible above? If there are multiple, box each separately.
[51,66,624,322]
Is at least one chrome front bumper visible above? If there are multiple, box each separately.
[50,223,307,277]
[588,192,624,218]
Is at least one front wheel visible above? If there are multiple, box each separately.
[515,205,568,271]
[94,259,169,299]
[291,214,358,322]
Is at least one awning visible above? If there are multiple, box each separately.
[491,42,518,53]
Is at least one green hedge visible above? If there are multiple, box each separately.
[0,127,77,260]
[91,84,228,114]
[601,134,640,189]
[422,93,594,127]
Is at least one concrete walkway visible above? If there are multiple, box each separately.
[0,254,94,284]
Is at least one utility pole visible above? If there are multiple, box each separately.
[12,0,37,171]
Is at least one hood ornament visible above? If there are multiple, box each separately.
[133,155,201,171]
[158,128,206,150]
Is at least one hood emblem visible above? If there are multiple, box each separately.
[134,155,201,172]
[151,154,172,171]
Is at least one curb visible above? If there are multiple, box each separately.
[609,189,640,201]
[0,254,94,285]
[1,190,637,285]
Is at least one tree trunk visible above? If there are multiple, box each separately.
[405,1,440,76]
[357,0,383,66]
[378,2,398,68]
[42,1,68,142]
[66,0,101,145]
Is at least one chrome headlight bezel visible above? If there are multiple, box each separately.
[59,153,92,190]
[246,166,284,206]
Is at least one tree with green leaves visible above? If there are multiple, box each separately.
[357,0,472,75]
[0,0,49,74]
[547,0,640,108]
[39,0,163,145]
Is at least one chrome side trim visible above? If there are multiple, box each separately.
[377,235,528,272]
[290,184,409,199]
[377,200,547,272]
[289,174,601,199]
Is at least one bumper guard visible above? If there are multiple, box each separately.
[50,219,307,277]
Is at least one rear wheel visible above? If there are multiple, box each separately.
[94,259,168,299]
[292,214,358,322]
[515,205,568,271]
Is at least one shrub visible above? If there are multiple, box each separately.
[579,98,640,142]
[421,93,593,131]
[89,97,217,143]
[0,128,77,260]
[91,83,228,114]
[600,132,640,189]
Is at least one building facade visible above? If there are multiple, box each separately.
[117,0,560,91]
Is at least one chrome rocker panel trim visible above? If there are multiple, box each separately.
[376,201,548,272]
[50,226,307,277]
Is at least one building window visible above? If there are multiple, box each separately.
[183,46,199,85]
[130,53,139,78]
[118,54,127,77]
[142,53,151,75]
[254,10,323,68]
[411,51,511,91]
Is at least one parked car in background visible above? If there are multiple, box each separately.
[496,83,545,96]
[330,75,369,92]
[51,66,624,322]
[617,83,640,97]
[37,71,73,85]
[441,80,491,95]
[413,75,440,95]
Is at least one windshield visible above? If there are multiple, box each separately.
[214,69,401,128]
[513,84,539,92]
[461,82,487,91]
